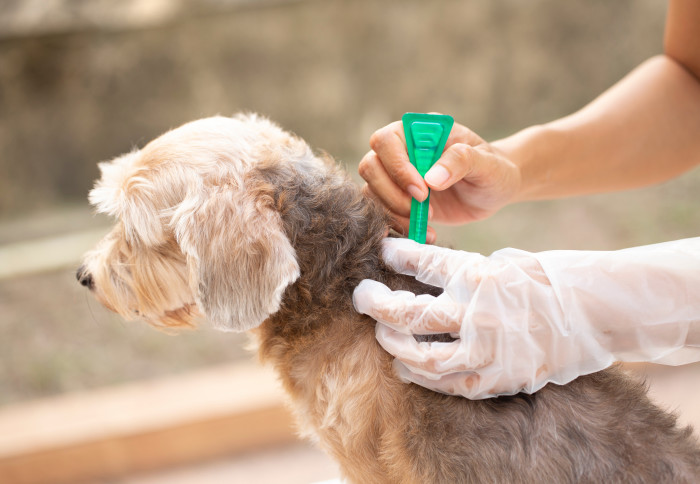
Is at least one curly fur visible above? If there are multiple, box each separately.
[80,114,700,483]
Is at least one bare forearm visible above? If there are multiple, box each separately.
[358,1,700,228]
[495,55,700,202]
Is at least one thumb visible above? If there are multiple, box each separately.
[424,143,494,191]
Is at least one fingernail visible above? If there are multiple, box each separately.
[426,231,436,244]
[425,165,450,188]
[406,184,426,202]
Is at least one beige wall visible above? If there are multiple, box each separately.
[0,0,666,216]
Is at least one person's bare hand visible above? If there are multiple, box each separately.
[358,120,521,241]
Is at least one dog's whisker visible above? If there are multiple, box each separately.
[83,290,99,326]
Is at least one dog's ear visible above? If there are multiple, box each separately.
[89,151,166,246]
[173,180,299,332]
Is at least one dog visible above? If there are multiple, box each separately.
[78,114,700,483]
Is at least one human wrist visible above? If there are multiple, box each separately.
[491,124,558,203]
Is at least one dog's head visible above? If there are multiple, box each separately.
[78,114,316,331]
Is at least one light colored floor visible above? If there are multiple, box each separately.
[112,362,700,484]
[113,443,340,484]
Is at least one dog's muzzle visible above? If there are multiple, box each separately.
[76,265,95,290]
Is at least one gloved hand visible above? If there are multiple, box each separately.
[353,237,700,399]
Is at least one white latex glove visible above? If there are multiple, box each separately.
[353,237,700,399]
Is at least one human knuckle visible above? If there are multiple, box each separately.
[450,142,471,160]
[369,128,389,151]
[390,163,412,182]
[458,125,484,143]
[371,122,401,150]
[478,161,502,187]
[358,155,376,179]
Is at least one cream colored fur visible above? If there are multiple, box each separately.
[84,114,301,330]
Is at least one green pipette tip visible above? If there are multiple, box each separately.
[402,113,454,244]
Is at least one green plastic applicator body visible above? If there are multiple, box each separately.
[402,113,454,244]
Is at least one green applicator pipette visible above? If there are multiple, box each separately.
[402,113,454,244]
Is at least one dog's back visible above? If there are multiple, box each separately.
[253,145,700,483]
[259,281,700,483]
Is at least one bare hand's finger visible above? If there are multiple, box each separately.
[369,123,429,202]
[386,213,437,244]
[361,179,412,220]
[425,143,486,190]
[361,185,436,243]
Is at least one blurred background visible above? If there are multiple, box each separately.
[1,0,698,483]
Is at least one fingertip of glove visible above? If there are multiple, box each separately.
[354,278,383,292]
[352,279,389,314]
[381,237,423,273]
[381,237,421,252]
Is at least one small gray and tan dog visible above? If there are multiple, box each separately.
[78,114,700,483]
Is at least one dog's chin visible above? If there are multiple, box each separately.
[145,304,201,329]
[91,284,200,330]
[121,303,200,330]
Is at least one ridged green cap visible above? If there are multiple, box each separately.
[402,113,454,244]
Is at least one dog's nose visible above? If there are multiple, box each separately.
[76,265,94,290]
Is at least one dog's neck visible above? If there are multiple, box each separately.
[256,159,385,290]
[251,158,416,333]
